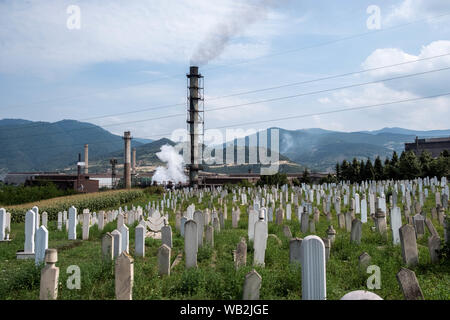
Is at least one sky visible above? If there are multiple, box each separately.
[1,0,450,142]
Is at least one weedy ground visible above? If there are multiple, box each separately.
[0,191,449,300]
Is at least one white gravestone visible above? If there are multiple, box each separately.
[301,235,326,300]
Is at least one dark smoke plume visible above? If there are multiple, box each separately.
[190,0,280,66]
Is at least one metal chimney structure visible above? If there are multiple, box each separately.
[186,66,204,187]
[123,131,132,189]
[84,144,89,174]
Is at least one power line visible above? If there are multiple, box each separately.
[3,57,449,141]
[207,52,450,101]
[3,10,450,115]
[205,66,450,113]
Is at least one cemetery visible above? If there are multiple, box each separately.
[0,177,449,300]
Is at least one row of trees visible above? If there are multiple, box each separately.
[335,150,449,183]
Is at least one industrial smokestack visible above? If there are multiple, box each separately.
[132,148,136,175]
[84,144,89,174]
[123,131,132,189]
[187,66,204,187]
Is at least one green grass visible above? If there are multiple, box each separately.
[0,188,449,300]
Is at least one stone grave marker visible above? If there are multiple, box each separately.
[399,224,419,267]
[135,225,145,257]
[350,219,362,244]
[235,238,247,269]
[39,249,59,300]
[68,206,77,240]
[115,252,134,300]
[396,268,424,300]
[253,211,268,267]
[102,232,114,261]
[428,235,441,264]
[301,235,326,300]
[289,238,302,265]
[242,269,262,300]
[158,244,171,276]
[35,226,48,266]
[111,230,122,259]
[184,220,198,269]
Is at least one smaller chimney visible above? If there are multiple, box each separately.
[84,144,89,174]
[132,148,136,175]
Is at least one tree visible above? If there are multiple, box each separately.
[340,160,351,182]
[398,151,421,179]
[351,158,361,183]
[374,156,384,180]
[335,163,341,181]
[419,150,433,178]
[363,159,375,181]
[300,168,311,184]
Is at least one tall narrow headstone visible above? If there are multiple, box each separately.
[158,244,171,276]
[135,225,145,257]
[35,226,49,265]
[115,252,134,300]
[0,208,6,241]
[391,207,402,245]
[42,212,48,229]
[399,224,419,267]
[301,235,326,300]
[161,221,173,248]
[102,232,114,261]
[289,238,303,265]
[248,209,258,242]
[98,211,105,231]
[120,225,129,254]
[428,235,441,264]
[25,210,36,253]
[350,219,362,244]
[184,220,198,269]
[68,206,77,240]
[82,212,90,240]
[193,211,204,248]
[111,230,122,259]
[57,212,62,231]
[206,225,214,247]
[253,212,268,267]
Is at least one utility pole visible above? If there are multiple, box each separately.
[110,158,117,189]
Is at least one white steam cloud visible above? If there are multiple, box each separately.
[190,0,281,66]
[151,144,188,184]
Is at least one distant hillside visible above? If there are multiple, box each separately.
[0,119,144,174]
[243,127,450,172]
[1,118,448,175]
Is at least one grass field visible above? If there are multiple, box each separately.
[0,189,449,300]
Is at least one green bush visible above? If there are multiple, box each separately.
[0,182,76,206]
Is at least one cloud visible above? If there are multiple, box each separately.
[0,0,286,77]
[361,40,450,96]
[384,0,450,26]
[314,41,450,131]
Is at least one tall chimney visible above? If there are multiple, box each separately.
[123,131,132,189]
[187,66,204,187]
[132,148,136,175]
[84,144,89,174]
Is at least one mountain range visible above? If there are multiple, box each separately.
[0,119,449,176]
